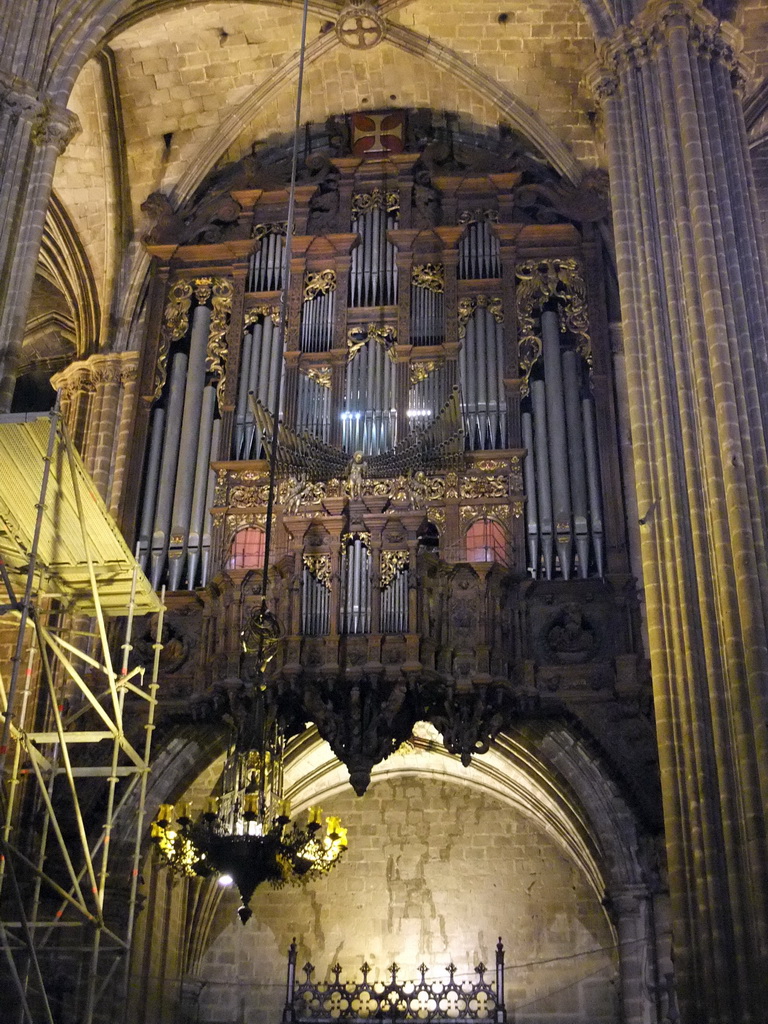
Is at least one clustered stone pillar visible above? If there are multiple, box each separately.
[588,0,768,1019]
[0,70,80,409]
[52,352,140,520]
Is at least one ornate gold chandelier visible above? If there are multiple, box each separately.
[152,691,347,923]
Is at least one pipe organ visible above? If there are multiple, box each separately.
[458,217,501,280]
[133,119,628,648]
[349,190,399,307]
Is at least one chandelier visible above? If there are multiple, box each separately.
[152,689,347,923]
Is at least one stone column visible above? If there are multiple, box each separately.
[0,79,80,409]
[52,352,140,511]
[588,1,768,1019]
[606,886,658,1024]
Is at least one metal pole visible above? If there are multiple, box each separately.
[121,588,164,1023]
[0,398,60,776]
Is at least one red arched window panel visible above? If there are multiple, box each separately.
[465,518,508,565]
[228,527,266,569]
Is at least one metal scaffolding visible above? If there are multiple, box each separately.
[0,406,163,1024]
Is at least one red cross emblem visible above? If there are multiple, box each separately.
[351,111,405,157]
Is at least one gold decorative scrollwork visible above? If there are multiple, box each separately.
[460,504,510,526]
[303,553,332,589]
[155,279,193,400]
[305,365,332,389]
[515,257,591,395]
[460,475,508,499]
[511,499,525,519]
[341,530,371,548]
[252,221,288,241]
[428,507,445,530]
[207,278,234,403]
[458,208,499,225]
[230,484,271,506]
[347,323,397,361]
[380,550,408,588]
[352,189,399,214]
[304,269,337,301]
[409,360,439,385]
[457,295,503,339]
[227,512,268,531]
[412,263,444,294]
[245,304,281,325]
[509,455,524,492]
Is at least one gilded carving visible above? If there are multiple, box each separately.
[252,221,287,241]
[155,279,194,399]
[515,258,591,394]
[245,304,281,325]
[509,455,524,492]
[459,504,510,526]
[457,295,503,340]
[351,189,399,214]
[304,269,337,301]
[306,366,332,389]
[458,208,499,225]
[347,323,397,360]
[428,507,445,530]
[410,360,439,385]
[460,475,507,499]
[207,278,234,403]
[412,263,444,294]
[511,499,525,519]
[380,550,408,588]
[226,512,267,531]
[303,554,332,589]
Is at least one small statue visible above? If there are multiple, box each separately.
[406,469,429,509]
[347,451,365,499]
[282,475,306,515]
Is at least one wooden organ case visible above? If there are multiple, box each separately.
[127,116,657,808]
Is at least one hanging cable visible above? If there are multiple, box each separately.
[259,0,311,604]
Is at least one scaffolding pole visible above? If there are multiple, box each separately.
[0,409,163,1024]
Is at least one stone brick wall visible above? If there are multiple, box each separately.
[193,776,617,1024]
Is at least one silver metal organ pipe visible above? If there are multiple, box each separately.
[150,351,188,589]
[363,212,372,305]
[495,319,506,446]
[137,406,165,570]
[531,378,554,580]
[477,308,488,447]
[371,207,380,305]
[582,396,604,576]
[186,384,216,589]
[201,416,221,587]
[167,303,211,590]
[234,329,253,458]
[267,320,283,415]
[562,350,590,578]
[541,309,573,579]
[464,315,477,446]
[522,411,539,574]
[350,219,360,305]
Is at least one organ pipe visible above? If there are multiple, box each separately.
[350,206,398,306]
[234,328,253,458]
[582,397,604,575]
[200,417,221,587]
[167,304,211,590]
[185,384,216,589]
[541,309,573,579]
[459,221,500,280]
[343,341,395,454]
[150,351,188,588]
[137,406,165,571]
[521,411,539,574]
[531,379,554,580]
[562,350,589,578]
[248,230,285,292]
[460,307,506,449]
[300,290,335,352]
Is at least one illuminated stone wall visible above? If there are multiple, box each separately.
[193,775,617,1024]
